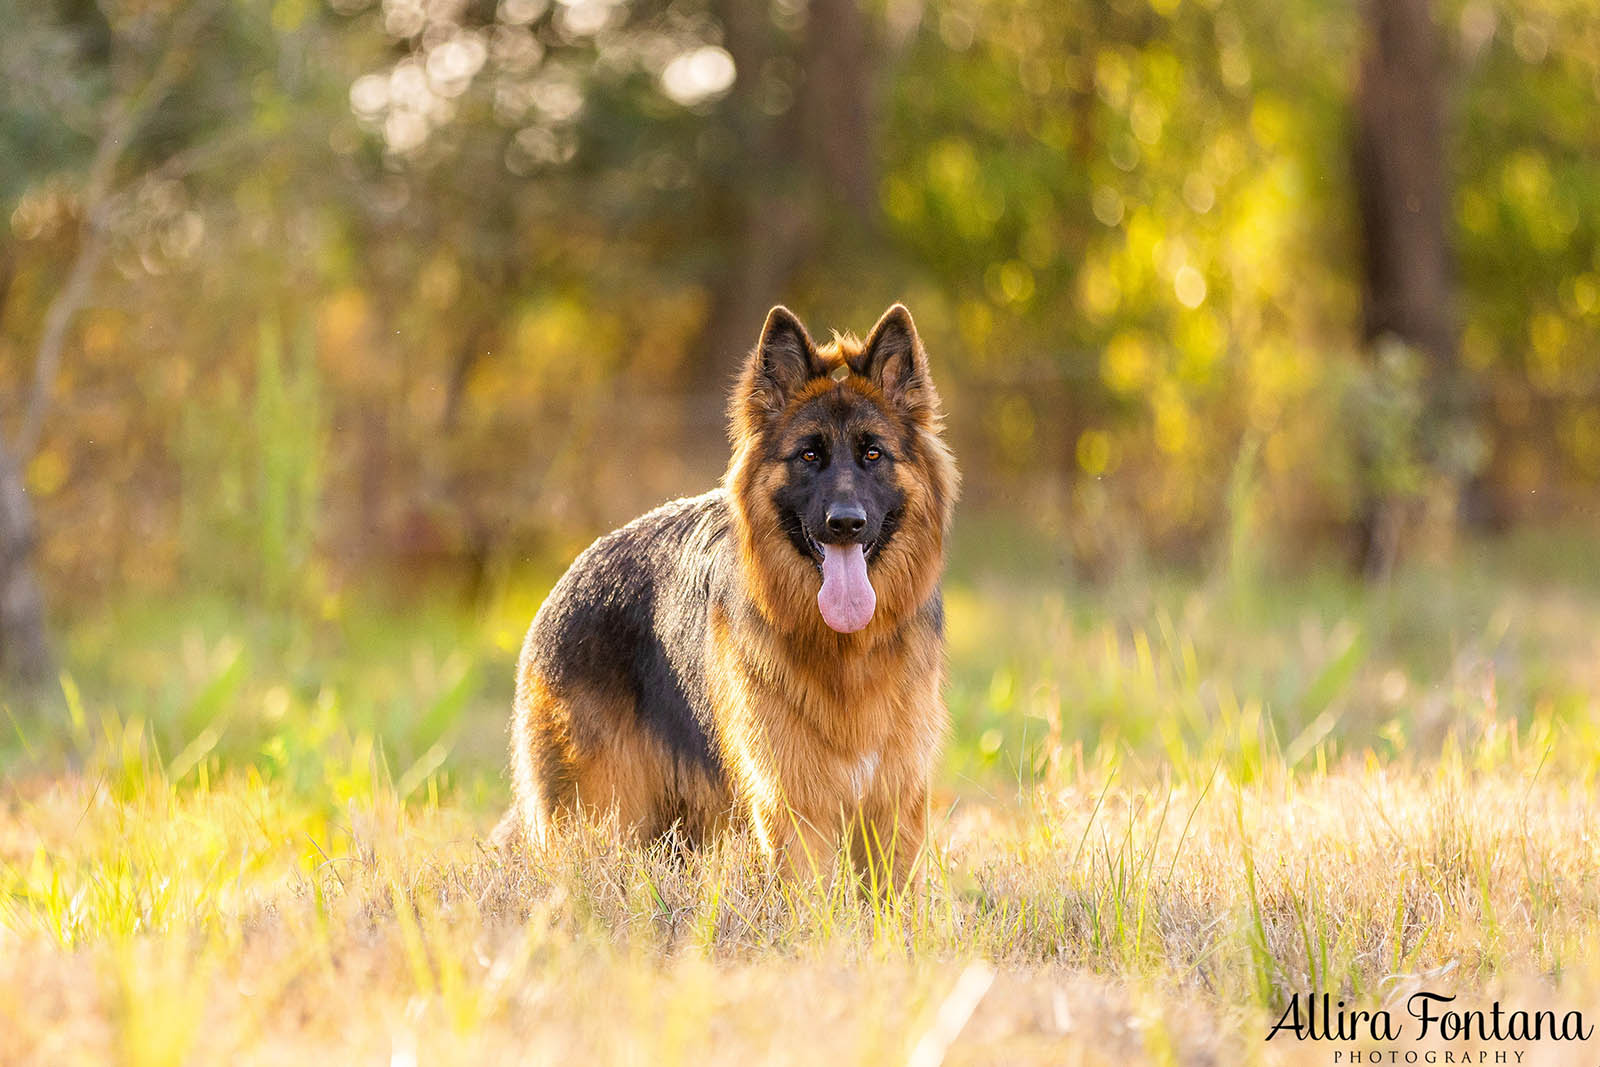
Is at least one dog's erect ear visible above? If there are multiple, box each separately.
[858,304,932,411]
[747,305,820,414]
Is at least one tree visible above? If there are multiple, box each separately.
[0,438,50,687]
[1351,0,1466,577]
[0,0,214,689]
[683,0,880,460]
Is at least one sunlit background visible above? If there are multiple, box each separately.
[1,0,1598,783]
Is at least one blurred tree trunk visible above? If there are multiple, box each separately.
[0,436,53,690]
[1351,0,1463,579]
[0,248,53,693]
[686,0,878,463]
[0,1,212,690]
[800,0,876,223]
[690,0,813,398]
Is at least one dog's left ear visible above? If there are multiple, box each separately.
[858,304,933,412]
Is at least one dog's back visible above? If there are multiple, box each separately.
[508,490,738,846]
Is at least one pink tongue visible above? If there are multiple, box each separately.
[818,543,876,633]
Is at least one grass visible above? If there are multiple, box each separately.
[3,527,1600,1064]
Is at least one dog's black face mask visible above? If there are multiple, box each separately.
[771,391,906,566]
[769,390,906,634]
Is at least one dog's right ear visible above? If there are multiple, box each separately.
[745,306,820,415]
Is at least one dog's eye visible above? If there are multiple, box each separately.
[863,446,882,463]
[801,449,819,464]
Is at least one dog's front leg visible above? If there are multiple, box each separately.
[853,780,930,894]
[752,799,843,887]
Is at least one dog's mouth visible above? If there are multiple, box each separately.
[775,510,882,633]
[804,530,881,567]
[780,508,887,570]
[781,504,906,569]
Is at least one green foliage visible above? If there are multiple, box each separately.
[0,0,100,202]
[1,0,1598,593]
[1451,0,1600,494]
[254,312,324,605]
[1342,337,1429,501]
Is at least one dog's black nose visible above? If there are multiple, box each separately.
[825,504,867,538]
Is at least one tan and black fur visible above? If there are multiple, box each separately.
[499,304,958,883]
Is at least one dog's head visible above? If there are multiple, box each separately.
[726,304,959,637]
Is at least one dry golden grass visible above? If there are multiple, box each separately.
[3,736,1597,1065]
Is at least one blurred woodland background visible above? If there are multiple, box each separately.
[1,0,1598,690]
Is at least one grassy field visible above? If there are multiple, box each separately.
[3,527,1600,1065]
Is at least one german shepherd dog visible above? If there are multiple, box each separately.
[498,304,958,884]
